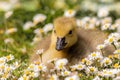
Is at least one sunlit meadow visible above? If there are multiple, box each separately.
[0,0,120,80]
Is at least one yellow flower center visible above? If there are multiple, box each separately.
[49,76,54,80]
[109,38,113,43]
[38,65,42,70]
[6,55,10,60]
[68,10,73,14]
[64,71,68,75]
[90,67,94,72]
[78,65,82,68]
[114,63,119,68]
[114,54,119,58]
[105,59,110,64]
[69,78,74,80]
[91,53,96,57]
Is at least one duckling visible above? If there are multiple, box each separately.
[30,17,114,65]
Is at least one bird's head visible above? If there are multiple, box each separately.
[51,17,77,51]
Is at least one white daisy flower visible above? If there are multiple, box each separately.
[36,49,44,55]
[96,44,106,50]
[101,17,112,25]
[109,24,118,30]
[5,54,14,61]
[5,28,17,34]
[33,63,47,72]
[101,57,112,66]
[5,11,13,19]
[81,58,93,66]
[49,74,59,80]
[18,75,30,80]
[88,52,103,61]
[55,58,68,70]
[104,36,114,45]
[101,23,111,30]
[43,23,53,34]
[64,9,76,18]
[34,28,43,35]
[30,72,39,78]
[86,66,98,74]
[70,63,86,71]
[23,21,34,30]
[93,76,101,80]
[97,7,109,18]
[61,70,71,76]
[114,49,120,54]
[4,38,14,44]
[65,75,80,80]
[98,69,120,78]
[0,57,6,64]
[76,19,84,27]
[33,14,46,25]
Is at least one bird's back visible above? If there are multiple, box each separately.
[68,28,114,63]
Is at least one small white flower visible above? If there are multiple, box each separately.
[5,28,17,34]
[33,63,47,72]
[101,57,112,66]
[104,36,114,45]
[34,28,43,35]
[76,19,84,27]
[96,44,106,50]
[88,52,103,61]
[0,2,12,11]
[4,38,14,44]
[0,57,6,64]
[61,70,71,76]
[49,74,59,80]
[101,24,111,30]
[97,7,109,18]
[30,72,39,78]
[64,9,76,18]
[86,66,98,74]
[114,49,120,54]
[23,21,34,30]
[70,63,86,71]
[36,49,44,55]
[18,75,30,80]
[55,58,68,70]
[93,76,101,80]
[5,11,13,19]
[43,23,53,34]
[82,58,93,66]
[5,54,14,61]
[109,24,118,30]
[98,69,120,78]
[65,75,80,80]
[101,17,112,25]
[33,14,46,25]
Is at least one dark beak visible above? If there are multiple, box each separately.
[56,37,67,51]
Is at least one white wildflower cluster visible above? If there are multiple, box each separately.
[0,54,19,80]
[18,61,47,80]
[76,15,120,32]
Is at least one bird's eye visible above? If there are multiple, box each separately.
[68,30,72,35]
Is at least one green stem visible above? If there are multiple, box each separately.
[112,43,117,50]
